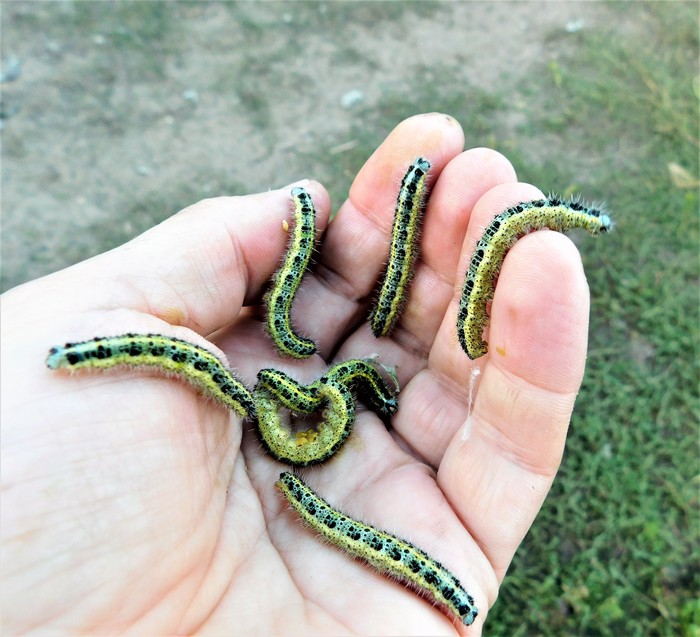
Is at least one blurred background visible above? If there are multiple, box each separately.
[1,2,697,635]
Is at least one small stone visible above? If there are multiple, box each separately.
[340,89,364,109]
[182,88,199,104]
[0,56,21,83]
[46,41,63,55]
[565,19,585,33]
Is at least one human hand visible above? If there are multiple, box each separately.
[1,113,591,635]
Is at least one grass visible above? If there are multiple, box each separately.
[508,9,697,636]
[482,5,698,636]
[312,3,699,635]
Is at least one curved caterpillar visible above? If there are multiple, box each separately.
[265,187,318,358]
[254,359,399,466]
[256,367,321,414]
[319,357,399,418]
[458,196,613,359]
[370,157,431,337]
[255,379,354,467]
[46,333,256,419]
[276,471,478,627]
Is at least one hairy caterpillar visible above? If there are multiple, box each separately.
[255,380,354,467]
[276,472,478,626]
[46,333,256,418]
[254,359,399,466]
[370,157,431,338]
[265,187,318,358]
[256,367,321,414]
[319,357,399,418]
[458,196,613,359]
[256,358,398,417]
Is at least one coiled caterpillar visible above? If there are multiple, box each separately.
[254,359,398,466]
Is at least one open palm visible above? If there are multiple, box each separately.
[1,114,591,635]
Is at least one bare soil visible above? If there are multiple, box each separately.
[1,1,611,292]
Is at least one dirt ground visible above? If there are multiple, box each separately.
[1,1,611,292]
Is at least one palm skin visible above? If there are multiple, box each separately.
[1,114,591,635]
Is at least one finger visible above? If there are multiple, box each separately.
[393,183,545,465]
[438,230,591,580]
[24,181,331,338]
[290,113,465,358]
[347,148,517,372]
[405,148,517,341]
